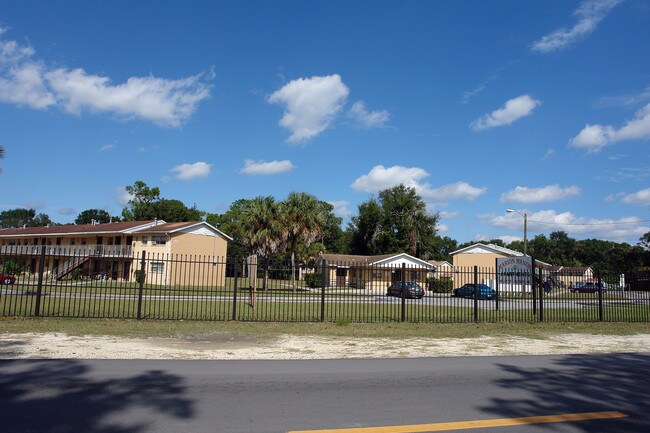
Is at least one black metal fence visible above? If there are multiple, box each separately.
[1,247,648,323]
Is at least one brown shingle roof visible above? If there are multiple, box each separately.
[134,222,201,233]
[319,253,402,264]
[0,220,157,237]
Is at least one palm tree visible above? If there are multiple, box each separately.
[240,196,285,290]
[281,192,326,290]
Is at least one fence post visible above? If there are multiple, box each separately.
[232,256,239,321]
[136,251,146,320]
[401,263,406,322]
[538,267,544,322]
[531,257,537,317]
[473,266,478,322]
[34,245,46,317]
[320,260,326,322]
[597,270,603,321]
[494,258,499,312]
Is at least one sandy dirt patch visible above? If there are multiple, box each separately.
[1,332,649,360]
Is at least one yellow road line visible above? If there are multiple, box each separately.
[287,411,628,433]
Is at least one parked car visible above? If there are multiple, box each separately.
[0,274,16,285]
[452,283,496,300]
[569,281,607,293]
[387,281,425,299]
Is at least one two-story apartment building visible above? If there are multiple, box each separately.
[0,220,232,286]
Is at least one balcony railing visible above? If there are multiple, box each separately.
[0,244,132,257]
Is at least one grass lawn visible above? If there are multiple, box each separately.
[1,316,649,341]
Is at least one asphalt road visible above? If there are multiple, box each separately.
[1,354,648,433]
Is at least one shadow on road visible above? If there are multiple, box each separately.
[0,359,194,433]
[482,353,650,431]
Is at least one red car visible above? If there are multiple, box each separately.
[0,274,16,284]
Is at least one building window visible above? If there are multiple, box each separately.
[70,238,76,246]
[81,238,87,245]
[142,237,148,245]
[151,262,165,274]
[371,269,383,279]
[410,270,420,280]
[152,236,167,245]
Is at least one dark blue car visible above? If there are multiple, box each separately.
[452,283,496,300]
[387,281,425,299]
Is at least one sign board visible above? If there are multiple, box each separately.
[496,256,533,284]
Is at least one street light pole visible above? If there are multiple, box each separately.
[507,209,528,256]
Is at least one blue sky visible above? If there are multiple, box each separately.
[1,0,649,245]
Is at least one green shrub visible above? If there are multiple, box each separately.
[335,317,349,327]
[70,268,84,280]
[1,260,24,276]
[134,269,146,284]
[427,277,453,293]
[304,272,323,288]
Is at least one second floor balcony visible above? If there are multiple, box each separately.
[0,244,133,257]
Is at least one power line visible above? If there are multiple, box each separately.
[527,219,650,227]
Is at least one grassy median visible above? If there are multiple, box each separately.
[1,316,649,340]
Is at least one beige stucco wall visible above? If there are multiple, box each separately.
[452,252,510,269]
[451,252,511,287]
[132,231,228,287]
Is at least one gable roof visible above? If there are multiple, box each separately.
[0,220,159,237]
[450,243,525,257]
[451,243,554,267]
[427,260,452,267]
[317,252,435,270]
[547,266,593,275]
[134,221,233,241]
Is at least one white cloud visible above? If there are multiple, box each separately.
[46,68,211,127]
[351,165,486,201]
[570,103,650,151]
[542,148,556,160]
[328,200,353,219]
[621,188,650,205]
[419,182,486,201]
[531,0,623,53]
[439,211,459,219]
[0,43,55,108]
[499,235,524,244]
[500,185,582,203]
[0,28,211,126]
[351,165,428,193]
[490,209,649,243]
[470,95,541,131]
[240,159,295,175]
[347,100,389,128]
[596,86,650,108]
[115,188,133,206]
[171,162,211,180]
[268,74,349,143]
[99,143,116,152]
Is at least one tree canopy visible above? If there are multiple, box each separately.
[0,208,54,228]
[121,181,202,222]
[348,184,439,257]
[75,209,118,225]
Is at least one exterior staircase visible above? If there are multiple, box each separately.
[54,256,90,280]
